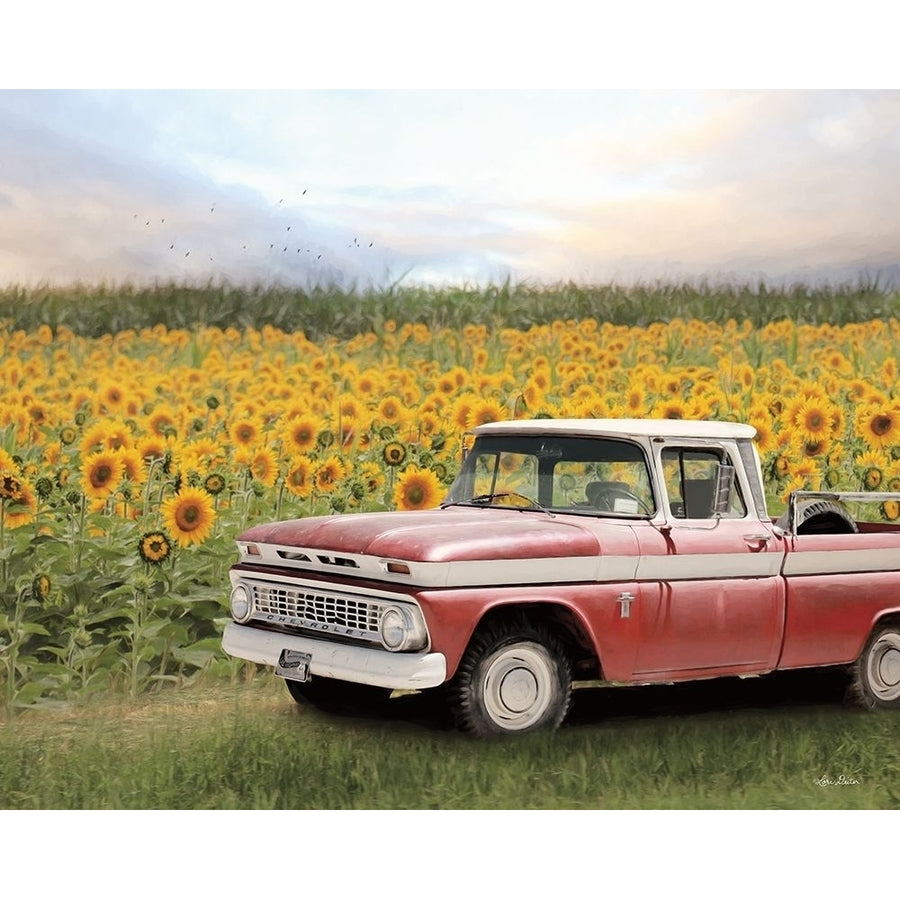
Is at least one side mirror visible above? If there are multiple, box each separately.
[712,464,736,516]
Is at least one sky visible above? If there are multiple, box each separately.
[1,6,898,292]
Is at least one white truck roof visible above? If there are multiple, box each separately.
[472,418,757,441]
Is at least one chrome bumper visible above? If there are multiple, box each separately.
[222,622,447,690]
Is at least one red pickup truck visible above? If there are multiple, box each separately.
[222,418,900,735]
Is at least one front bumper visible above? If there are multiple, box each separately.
[222,622,447,690]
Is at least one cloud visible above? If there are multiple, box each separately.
[0,90,898,290]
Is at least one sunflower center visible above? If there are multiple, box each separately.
[92,464,112,486]
[177,505,200,529]
[872,414,893,436]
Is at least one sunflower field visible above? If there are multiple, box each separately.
[4,285,900,713]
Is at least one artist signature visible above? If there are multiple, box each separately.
[814,774,861,786]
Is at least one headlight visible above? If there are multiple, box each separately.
[379,604,427,652]
[230,583,252,623]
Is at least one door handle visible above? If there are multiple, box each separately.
[743,533,771,550]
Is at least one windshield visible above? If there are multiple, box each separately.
[444,434,656,517]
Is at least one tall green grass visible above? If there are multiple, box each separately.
[1,671,897,809]
[2,278,898,339]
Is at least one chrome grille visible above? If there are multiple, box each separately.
[248,580,382,639]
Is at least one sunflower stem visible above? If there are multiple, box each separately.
[0,501,6,596]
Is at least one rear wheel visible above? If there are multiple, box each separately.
[284,676,391,716]
[449,618,572,736]
[851,622,900,709]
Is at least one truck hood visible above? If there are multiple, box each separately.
[237,507,602,563]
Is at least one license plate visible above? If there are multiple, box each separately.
[276,649,312,682]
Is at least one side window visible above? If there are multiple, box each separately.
[661,447,747,519]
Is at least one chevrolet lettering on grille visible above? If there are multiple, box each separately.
[248,580,383,641]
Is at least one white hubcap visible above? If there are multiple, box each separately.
[482,643,554,731]
[868,633,900,702]
[499,667,539,713]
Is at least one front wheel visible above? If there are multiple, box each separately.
[851,622,900,709]
[449,619,572,736]
[284,676,391,716]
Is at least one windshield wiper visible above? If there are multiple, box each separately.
[441,492,555,516]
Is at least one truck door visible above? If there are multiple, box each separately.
[631,444,786,678]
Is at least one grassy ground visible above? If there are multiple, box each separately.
[1,667,897,810]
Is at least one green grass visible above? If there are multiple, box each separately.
[1,670,898,810]
[2,278,899,339]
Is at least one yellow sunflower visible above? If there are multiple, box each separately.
[0,471,37,529]
[79,422,110,457]
[624,386,647,415]
[383,441,407,468]
[357,460,385,495]
[139,530,173,565]
[82,450,124,501]
[101,421,134,452]
[651,398,688,420]
[282,414,323,456]
[466,397,507,430]
[160,486,216,546]
[137,434,175,466]
[97,378,126,414]
[249,446,280,488]
[393,465,444,510]
[748,407,776,456]
[451,394,478,431]
[855,403,900,451]
[335,393,363,423]
[146,405,180,438]
[314,455,347,494]
[229,418,260,448]
[284,458,315,498]
[378,395,406,426]
[115,447,147,487]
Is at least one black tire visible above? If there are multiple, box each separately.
[449,617,572,736]
[284,676,391,716]
[850,622,900,709]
